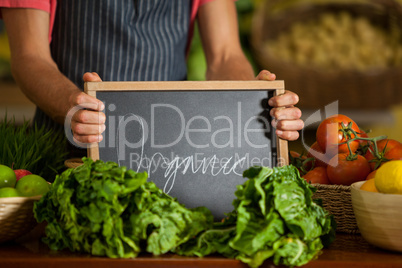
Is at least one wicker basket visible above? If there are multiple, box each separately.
[251,0,402,109]
[0,195,42,243]
[312,183,359,234]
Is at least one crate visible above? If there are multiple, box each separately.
[251,0,402,109]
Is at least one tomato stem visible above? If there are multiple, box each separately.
[339,122,358,160]
[338,123,388,162]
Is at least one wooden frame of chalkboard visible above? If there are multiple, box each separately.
[85,80,288,166]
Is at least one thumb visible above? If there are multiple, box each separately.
[256,70,276,81]
[72,91,105,111]
[83,72,103,82]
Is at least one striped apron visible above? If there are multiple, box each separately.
[34,0,191,156]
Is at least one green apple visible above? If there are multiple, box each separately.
[0,187,20,198]
[0,164,17,188]
[15,174,50,197]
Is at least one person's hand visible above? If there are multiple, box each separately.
[256,70,304,141]
[69,72,105,144]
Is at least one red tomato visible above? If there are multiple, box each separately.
[302,167,330,184]
[290,151,304,160]
[307,141,329,167]
[316,114,360,158]
[327,153,371,185]
[364,139,402,170]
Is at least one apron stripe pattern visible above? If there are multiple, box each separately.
[34,0,191,148]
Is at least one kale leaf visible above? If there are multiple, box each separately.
[175,165,336,267]
[34,157,213,258]
[34,159,335,267]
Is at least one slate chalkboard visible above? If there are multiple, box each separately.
[85,81,288,219]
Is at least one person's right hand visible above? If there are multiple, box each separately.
[70,72,105,144]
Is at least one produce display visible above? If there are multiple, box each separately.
[291,114,402,187]
[35,158,212,258]
[33,158,335,267]
[0,117,67,182]
[368,160,402,194]
[1,2,402,264]
[175,165,335,267]
[0,164,50,198]
[266,12,402,71]
[0,164,16,189]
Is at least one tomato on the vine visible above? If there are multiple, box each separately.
[316,114,360,158]
[302,167,330,184]
[357,129,370,154]
[327,153,371,185]
[307,141,329,167]
[289,151,313,176]
[289,151,305,161]
[365,139,402,170]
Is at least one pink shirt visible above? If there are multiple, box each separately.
[0,0,57,41]
[0,0,214,43]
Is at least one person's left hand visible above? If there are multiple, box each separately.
[256,70,304,141]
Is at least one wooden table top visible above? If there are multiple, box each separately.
[1,231,402,268]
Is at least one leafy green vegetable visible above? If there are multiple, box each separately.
[34,158,213,258]
[35,160,334,267]
[175,165,336,267]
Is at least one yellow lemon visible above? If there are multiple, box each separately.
[360,178,378,192]
[374,160,402,195]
